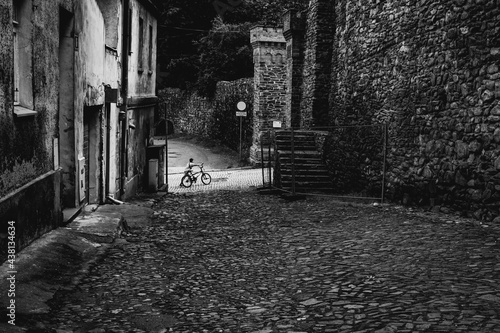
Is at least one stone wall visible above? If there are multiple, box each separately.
[158,78,253,156]
[283,10,305,128]
[250,26,287,164]
[330,0,500,219]
[300,0,336,129]
[1,0,74,180]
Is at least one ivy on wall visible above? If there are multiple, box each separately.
[158,78,254,158]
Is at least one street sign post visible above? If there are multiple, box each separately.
[236,101,247,162]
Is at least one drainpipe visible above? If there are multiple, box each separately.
[119,0,130,197]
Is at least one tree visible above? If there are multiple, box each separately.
[195,19,254,96]
[152,0,307,92]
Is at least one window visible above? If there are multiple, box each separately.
[148,24,153,73]
[138,17,144,71]
[13,0,35,117]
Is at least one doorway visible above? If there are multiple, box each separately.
[83,105,103,204]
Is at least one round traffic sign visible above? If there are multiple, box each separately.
[237,101,246,111]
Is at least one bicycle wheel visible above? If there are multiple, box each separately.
[181,175,193,188]
[201,172,212,185]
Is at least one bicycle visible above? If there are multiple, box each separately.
[180,163,212,188]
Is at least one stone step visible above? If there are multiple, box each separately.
[276,131,333,193]
[281,168,329,174]
[279,158,324,165]
[276,139,316,146]
[276,140,317,147]
[281,182,333,191]
[276,136,316,142]
[276,130,316,136]
[277,150,321,158]
[276,144,317,151]
[281,186,335,194]
[281,175,331,182]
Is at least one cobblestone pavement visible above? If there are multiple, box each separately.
[167,168,266,194]
[34,190,500,333]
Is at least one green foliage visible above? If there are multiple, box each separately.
[209,80,253,152]
[163,56,199,90]
[195,20,254,97]
[222,0,306,26]
[152,0,307,93]
[0,159,44,198]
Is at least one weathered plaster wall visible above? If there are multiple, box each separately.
[0,0,72,254]
[331,0,500,219]
[70,0,105,205]
[0,0,15,170]
[120,0,158,200]
[128,0,157,98]
[104,47,121,197]
[1,0,75,178]
[75,0,106,108]
[97,0,121,49]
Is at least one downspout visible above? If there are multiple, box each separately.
[119,0,130,197]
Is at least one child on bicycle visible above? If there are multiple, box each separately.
[183,158,199,180]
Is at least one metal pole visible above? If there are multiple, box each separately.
[381,123,388,203]
[261,133,265,187]
[268,128,272,188]
[239,116,243,162]
[291,127,296,196]
[119,0,130,197]
[165,103,168,193]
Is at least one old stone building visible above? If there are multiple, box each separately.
[0,0,158,252]
[253,0,500,219]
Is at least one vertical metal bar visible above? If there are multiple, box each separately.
[268,128,272,188]
[239,116,243,161]
[291,127,296,196]
[261,133,265,187]
[381,123,388,204]
[165,102,168,193]
[119,0,130,197]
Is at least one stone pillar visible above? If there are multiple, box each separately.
[283,9,305,129]
[249,26,287,165]
[300,0,335,129]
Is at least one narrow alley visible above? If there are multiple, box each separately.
[26,189,500,333]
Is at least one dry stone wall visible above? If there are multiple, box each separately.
[158,78,253,155]
[331,0,500,219]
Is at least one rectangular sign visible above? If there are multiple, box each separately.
[236,111,247,117]
[273,121,282,128]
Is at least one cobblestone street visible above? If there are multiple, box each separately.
[33,189,500,333]
[167,168,265,194]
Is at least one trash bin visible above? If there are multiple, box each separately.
[148,159,158,192]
